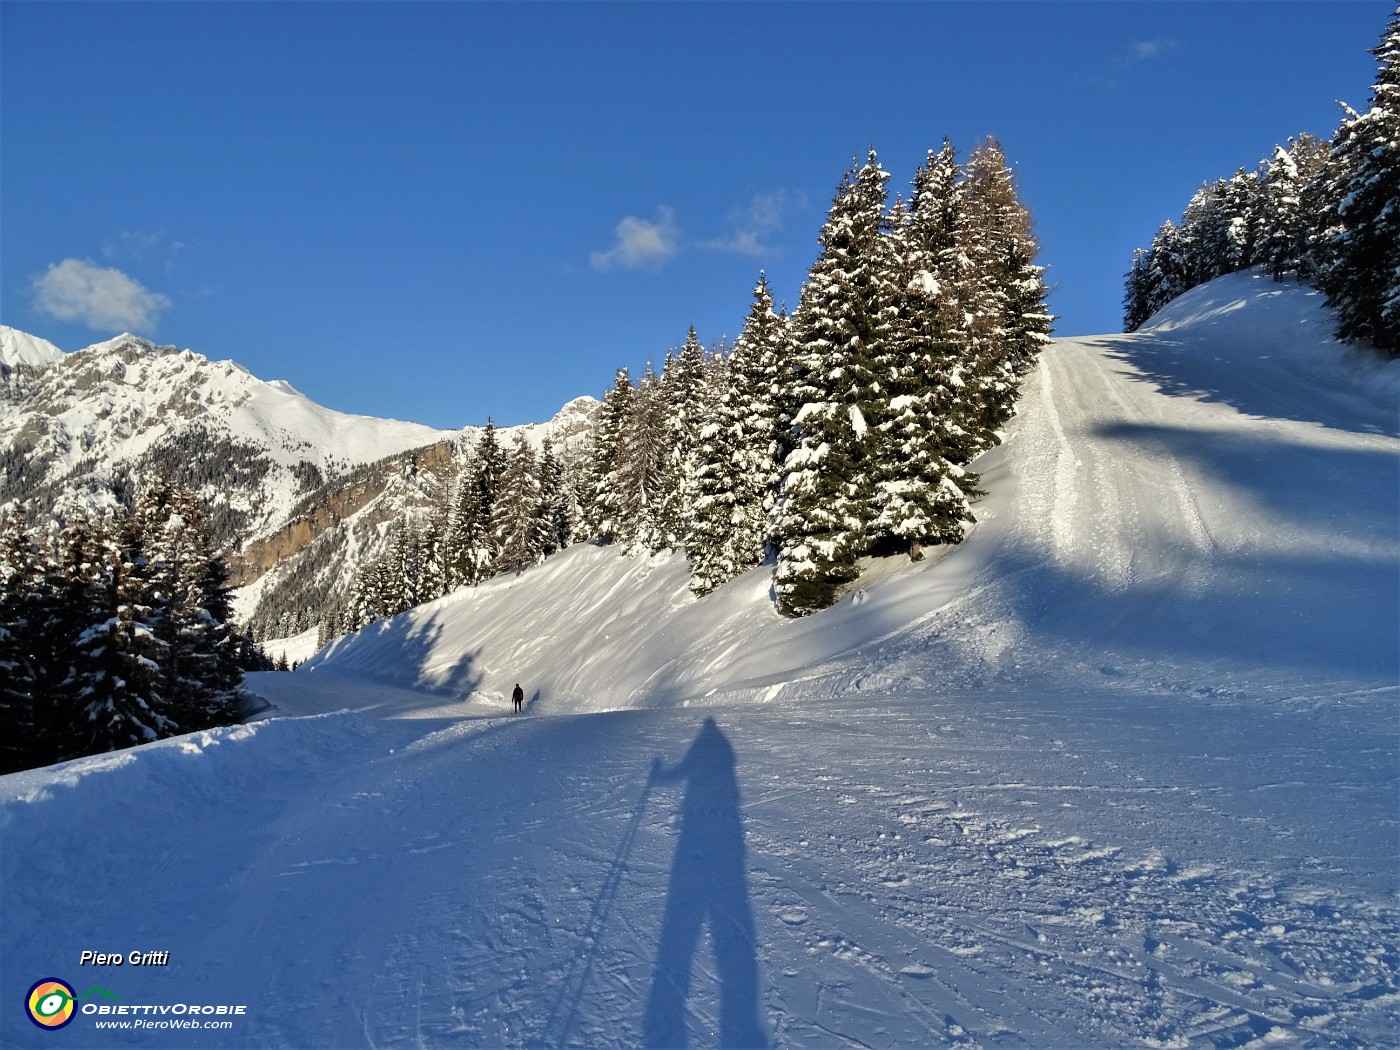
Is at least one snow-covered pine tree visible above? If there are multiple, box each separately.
[62,514,175,758]
[1143,220,1191,323]
[442,424,509,590]
[1254,135,1331,282]
[379,523,421,616]
[1179,182,1228,287]
[0,517,54,773]
[612,364,672,552]
[771,150,896,616]
[580,367,634,543]
[875,191,981,561]
[474,419,506,537]
[1219,167,1263,274]
[131,479,241,733]
[952,138,1053,451]
[655,328,709,552]
[687,273,790,596]
[1318,7,1400,355]
[443,454,494,589]
[351,556,384,628]
[1123,248,1157,332]
[491,434,548,575]
[418,508,449,600]
[537,438,572,556]
[899,142,985,466]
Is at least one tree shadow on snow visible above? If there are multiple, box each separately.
[318,611,483,704]
[644,718,768,1049]
[1087,333,1398,439]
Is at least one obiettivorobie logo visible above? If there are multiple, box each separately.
[24,978,248,1033]
[25,979,118,1030]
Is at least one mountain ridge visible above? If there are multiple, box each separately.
[0,326,599,635]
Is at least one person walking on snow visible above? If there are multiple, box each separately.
[512,683,524,713]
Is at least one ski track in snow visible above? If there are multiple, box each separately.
[3,275,1398,1048]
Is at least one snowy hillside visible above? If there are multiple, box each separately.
[302,272,1397,711]
[3,274,1396,1048]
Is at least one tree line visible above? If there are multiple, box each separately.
[291,139,1050,645]
[579,140,1049,616]
[1124,7,1400,356]
[310,425,579,646]
[0,479,264,774]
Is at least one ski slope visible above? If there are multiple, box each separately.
[3,274,1397,1048]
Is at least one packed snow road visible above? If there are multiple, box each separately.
[3,682,1395,1049]
[3,275,1397,1047]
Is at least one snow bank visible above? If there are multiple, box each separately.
[1140,269,1400,411]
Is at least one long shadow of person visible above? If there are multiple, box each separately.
[644,717,767,1049]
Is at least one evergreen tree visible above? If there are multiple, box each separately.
[655,328,709,552]
[0,518,54,772]
[62,515,174,757]
[379,523,420,616]
[418,509,449,600]
[443,457,493,589]
[473,420,506,552]
[581,368,634,542]
[1319,8,1400,355]
[612,364,671,551]
[877,193,982,558]
[1255,135,1331,281]
[772,151,896,615]
[491,434,548,575]
[1123,249,1156,332]
[688,274,790,595]
[1144,220,1191,320]
[131,479,242,733]
[537,439,572,555]
[953,138,1053,450]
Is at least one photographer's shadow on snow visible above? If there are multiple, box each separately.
[644,717,768,1049]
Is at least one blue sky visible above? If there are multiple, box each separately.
[2,2,1385,428]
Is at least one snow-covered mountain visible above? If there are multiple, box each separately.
[0,325,64,373]
[3,273,1395,1048]
[232,395,597,632]
[0,328,453,538]
[0,327,599,632]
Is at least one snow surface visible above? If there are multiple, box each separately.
[3,273,1397,1048]
[0,325,65,369]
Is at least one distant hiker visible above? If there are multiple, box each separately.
[512,683,524,713]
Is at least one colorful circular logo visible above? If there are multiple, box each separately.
[26,979,77,1030]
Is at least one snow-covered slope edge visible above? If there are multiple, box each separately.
[298,271,1399,713]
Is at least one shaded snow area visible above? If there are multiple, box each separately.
[4,274,1397,1048]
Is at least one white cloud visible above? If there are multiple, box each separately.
[102,230,187,274]
[30,258,172,333]
[703,190,805,258]
[1125,37,1178,64]
[590,207,681,271]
